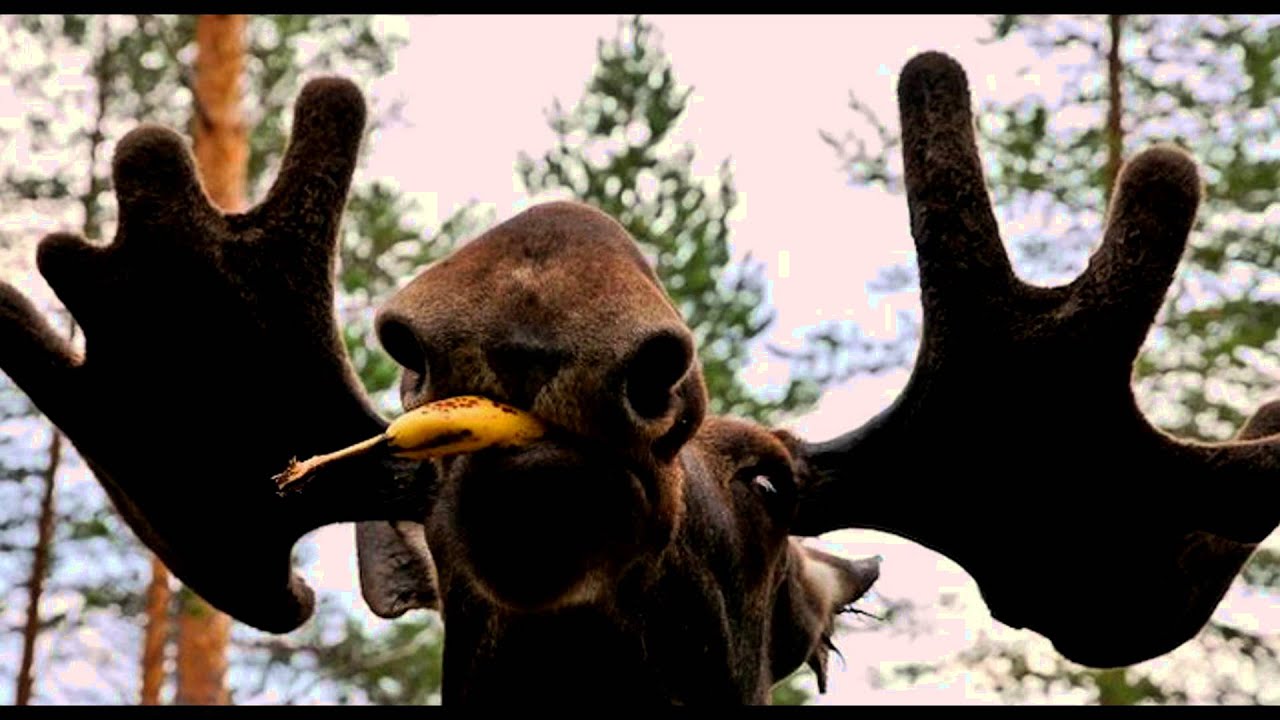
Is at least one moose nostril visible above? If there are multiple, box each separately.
[624,330,694,420]
[377,315,427,375]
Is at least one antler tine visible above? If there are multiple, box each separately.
[1067,146,1202,358]
[0,283,84,423]
[255,76,367,253]
[35,233,112,334]
[899,52,1018,324]
[112,124,220,232]
[39,126,219,333]
[793,53,1022,538]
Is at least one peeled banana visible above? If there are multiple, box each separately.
[274,395,546,492]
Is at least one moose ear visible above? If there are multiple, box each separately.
[356,520,440,617]
[771,541,879,694]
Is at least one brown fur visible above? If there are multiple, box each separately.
[365,202,879,702]
[411,412,877,703]
[0,51,1276,702]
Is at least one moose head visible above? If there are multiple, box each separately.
[363,200,880,701]
[0,52,1276,704]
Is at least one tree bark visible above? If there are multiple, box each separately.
[191,14,249,212]
[175,588,231,705]
[173,14,247,707]
[13,431,62,705]
[140,556,171,705]
[1104,14,1126,202]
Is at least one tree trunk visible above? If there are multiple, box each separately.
[175,588,231,705]
[191,14,249,211]
[173,14,247,707]
[13,430,63,705]
[1104,14,1125,202]
[140,557,171,705]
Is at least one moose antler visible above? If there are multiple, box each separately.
[0,78,427,632]
[793,52,1278,667]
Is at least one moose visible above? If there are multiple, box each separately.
[0,51,1277,704]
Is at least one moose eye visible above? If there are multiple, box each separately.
[752,475,777,494]
[741,462,795,501]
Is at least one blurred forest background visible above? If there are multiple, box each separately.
[0,13,1277,705]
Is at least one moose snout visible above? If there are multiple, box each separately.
[484,339,568,410]
[376,302,702,455]
[371,200,711,459]
[373,289,704,613]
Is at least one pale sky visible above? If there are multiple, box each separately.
[1,14,1276,705]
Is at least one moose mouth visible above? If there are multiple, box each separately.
[428,428,665,611]
[438,432,657,528]
[308,391,681,610]
[402,394,661,517]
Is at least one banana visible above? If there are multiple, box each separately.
[274,395,546,492]
[385,395,547,460]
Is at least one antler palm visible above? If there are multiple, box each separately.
[796,53,1279,667]
[0,78,423,632]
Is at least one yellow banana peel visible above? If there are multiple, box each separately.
[274,395,545,492]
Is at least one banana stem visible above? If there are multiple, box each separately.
[273,435,387,493]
